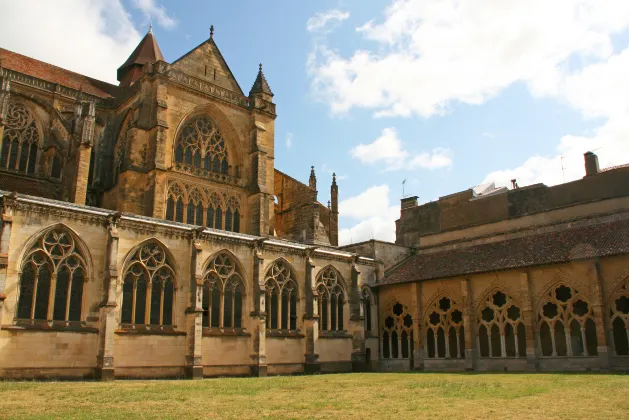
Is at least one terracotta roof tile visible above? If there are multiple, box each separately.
[380,219,629,286]
[0,48,118,98]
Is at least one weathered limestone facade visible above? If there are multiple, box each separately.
[342,154,629,372]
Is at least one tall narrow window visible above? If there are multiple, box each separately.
[1,102,40,174]
[265,260,298,331]
[381,302,414,360]
[226,197,241,232]
[425,296,465,359]
[538,284,597,357]
[477,291,526,358]
[120,242,176,327]
[610,281,629,356]
[316,266,345,333]
[173,115,229,176]
[165,183,184,222]
[201,253,245,330]
[51,153,62,179]
[362,286,373,333]
[16,228,87,323]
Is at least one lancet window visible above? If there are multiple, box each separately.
[201,253,244,329]
[316,266,345,332]
[611,281,629,356]
[1,102,39,175]
[425,296,465,359]
[362,286,374,333]
[174,115,228,174]
[50,152,62,180]
[381,302,414,359]
[17,227,87,323]
[477,291,526,358]
[164,183,241,232]
[120,243,176,326]
[538,284,597,356]
[265,260,298,331]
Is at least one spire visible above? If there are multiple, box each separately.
[249,63,274,97]
[117,28,165,86]
[210,25,214,39]
[332,173,337,187]
[309,166,317,190]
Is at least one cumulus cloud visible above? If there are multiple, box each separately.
[132,0,177,29]
[321,163,348,181]
[350,127,452,170]
[0,0,177,84]
[338,185,399,244]
[307,9,350,33]
[308,0,629,118]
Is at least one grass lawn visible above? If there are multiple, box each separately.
[1,372,628,419]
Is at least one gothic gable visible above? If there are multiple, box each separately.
[171,38,244,95]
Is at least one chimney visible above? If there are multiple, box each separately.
[511,179,519,189]
[401,196,418,210]
[584,152,599,176]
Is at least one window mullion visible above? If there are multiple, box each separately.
[219,289,224,329]
[47,272,57,321]
[160,280,165,326]
[31,267,39,320]
[131,280,137,324]
[64,269,72,321]
[146,279,153,325]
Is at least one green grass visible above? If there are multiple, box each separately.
[1,373,628,419]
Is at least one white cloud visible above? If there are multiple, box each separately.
[0,0,145,84]
[338,185,399,244]
[307,9,350,33]
[286,132,293,148]
[321,163,348,181]
[308,0,629,118]
[349,127,452,170]
[132,0,177,29]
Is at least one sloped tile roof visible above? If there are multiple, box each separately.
[0,48,118,98]
[380,218,629,286]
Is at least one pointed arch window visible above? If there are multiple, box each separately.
[17,228,87,324]
[477,291,526,358]
[381,302,413,359]
[1,102,40,175]
[201,253,244,329]
[362,286,374,333]
[165,183,185,223]
[174,115,228,174]
[120,243,176,326]
[538,284,597,356]
[425,296,465,359]
[265,260,298,331]
[316,267,345,333]
[610,281,629,356]
[50,151,62,180]
[226,196,241,233]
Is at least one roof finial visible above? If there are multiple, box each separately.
[259,63,263,72]
[210,25,214,39]
[149,18,153,34]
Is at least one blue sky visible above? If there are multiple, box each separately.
[2,0,629,244]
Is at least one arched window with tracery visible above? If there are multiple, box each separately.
[538,284,597,357]
[120,242,176,326]
[477,291,526,358]
[16,227,87,323]
[186,188,204,226]
[362,286,374,333]
[610,281,629,356]
[201,253,244,329]
[165,183,185,223]
[1,102,40,175]
[316,266,346,333]
[207,192,223,230]
[265,260,298,331]
[425,296,465,359]
[381,302,413,359]
[174,115,228,174]
[225,196,241,233]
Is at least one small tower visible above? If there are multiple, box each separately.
[249,63,274,101]
[117,26,165,87]
[309,166,317,190]
[330,173,339,246]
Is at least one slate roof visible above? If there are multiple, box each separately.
[0,48,118,98]
[380,218,629,286]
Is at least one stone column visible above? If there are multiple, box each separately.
[520,271,538,370]
[96,212,121,381]
[591,262,611,368]
[461,278,476,371]
[411,281,424,370]
[303,248,320,373]
[185,227,204,379]
[250,239,267,376]
[0,192,17,327]
[349,255,367,372]
[72,102,95,205]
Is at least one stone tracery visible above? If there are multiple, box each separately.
[538,284,597,356]
[610,280,629,356]
[1,101,40,175]
[265,260,298,331]
[425,296,465,359]
[17,227,87,323]
[174,115,228,175]
[477,291,526,358]
[381,301,413,359]
[316,266,345,332]
[202,252,244,329]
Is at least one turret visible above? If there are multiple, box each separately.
[309,166,317,190]
[117,26,165,87]
[248,64,274,102]
[330,173,338,246]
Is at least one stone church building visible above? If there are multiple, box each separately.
[0,28,628,379]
